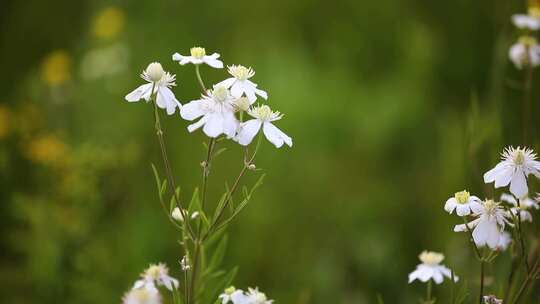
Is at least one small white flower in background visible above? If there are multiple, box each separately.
[501,193,538,222]
[236,105,292,148]
[216,65,268,103]
[171,207,199,222]
[123,287,161,304]
[133,263,179,291]
[484,146,540,199]
[125,62,182,115]
[219,286,247,304]
[483,295,503,304]
[454,200,512,249]
[245,287,273,304]
[408,251,458,284]
[180,256,191,271]
[172,47,223,68]
[180,85,238,138]
[512,6,540,30]
[496,231,512,251]
[509,36,540,69]
[444,190,483,216]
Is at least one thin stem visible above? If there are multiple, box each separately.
[516,212,530,272]
[511,254,540,304]
[151,91,196,240]
[479,260,485,304]
[195,65,207,91]
[200,138,216,213]
[522,65,533,144]
[426,280,432,303]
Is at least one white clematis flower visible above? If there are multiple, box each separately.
[218,287,248,304]
[123,287,161,304]
[512,7,540,30]
[509,36,540,69]
[454,200,512,249]
[216,65,268,103]
[408,251,458,284]
[483,295,503,304]
[125,62,182,115]
[180,85,239,138]
[172,47,223,68]
[496,231,512,251]
[236,105,292,148]
[133,263,179,291]
[501,193,538,222]
[444,190,483,216]
[483,146,540,199]
[245,287,273,304]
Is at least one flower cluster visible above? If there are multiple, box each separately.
[126,47,292,148]
[218,287,273,304]
[123,263,179,304]
[509,4,540,68]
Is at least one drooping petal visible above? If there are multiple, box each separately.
[187,116,207,133]
[125,83,153,102]
[509,169,528,198]
[222,111,239,138]
[456,204,471,217]
[236,119,263,146]
[408,268,421,283]
[203,113,225,138]
[473,218,500,249]
[215,77,236,89]
[156,87,181,115]
[444,198,457,213]
[262,122,292,148]
[484,162,510,183]
[432,269,444,284]
[181,99,207,121]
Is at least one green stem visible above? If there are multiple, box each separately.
[426,280,432,303]
[516,212,530,272]
[195,65,207,91]
[479,260,485,304]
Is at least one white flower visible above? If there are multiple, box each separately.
[180,85,239,138]
[408,251,458,284]
[496,231,512,251]
[125,62,181,115]
[483,295,503,304]
[172,47,223,68]
[171,207,199,222]
[454,200,512,249]
[444,190,483,216]
[133,263,179,291]
[245,287,273,304]
[219,287,248,304]
[235,105,292,148]
[180,256,191,271]
[512,7,540,30]
[501,193,538,222]
[123,287,161,304]
[509,36,540,69]
[484,146,540,198]
[216,65,268,103]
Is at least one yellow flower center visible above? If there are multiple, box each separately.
[224,286,236,295]
[419,251,444,265]
[190,47,206,59]
[212,86,229,102]
[454,190,470,204]
[228,65,254,80]
[253,105,273,120]
[483,199,499,215]
[513,149,526,165]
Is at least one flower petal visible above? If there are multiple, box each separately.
[236,119,262,146]
[262,122,292,148]
[125,83,153,102]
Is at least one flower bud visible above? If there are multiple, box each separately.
[171,207,184,221]
[146,62,164,82]
[248,164,257,170]
[234,97,251,112]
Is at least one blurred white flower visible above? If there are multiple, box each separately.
[512,7,540,31]
[180,256,191,271]
[484,146,540,198]
[235,105,292,148]
[133,263,179,291]
[125,62,181,115]
[501,193,538,222]
[496,231,512,251]
[408,251,458,284]
[483,295,503,304]
[123,287,161,304]
[454,200,512,249]
[219,287,247,304]
[509,36,540,69]
[444,190,483,216]
[216,65,268,103]
[172,47,223,68]
[245,287,273,304]
[180,85,238,138]
[80,43,128,80]
[171,207,199,222]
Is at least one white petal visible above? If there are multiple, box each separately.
[263,122,292,148]
[156,87,181,115]
[484,162,509,183]
[432,269,444,284]
[230,81,245,98]
[216,77,236,89]
[125,83,153,102]
[236,119,262,146]
[510,169,528,198]
[181,99,206,121]
[473,218,500,249]
[172,52,183,61]
[222,111,239,138]
[408,268,421,283]
[444,198,457,213]
[494,167,514,188]
[500,193,518,206]
[203,113,224,138]
[456,204,471,217]
[203,54,223,68]
[187,117,207,133]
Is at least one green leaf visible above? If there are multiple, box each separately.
[170,186,180,213]
[376,294,385,304]
[188,188,200,213]
[212,147,227,158]
[207,235,228,273]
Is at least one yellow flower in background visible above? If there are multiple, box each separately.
[0,105,10,139]
[27,134,68,166]
[92,7,125,39]
[41,50,72,86]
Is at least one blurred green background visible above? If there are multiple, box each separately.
[1,0,540,303]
